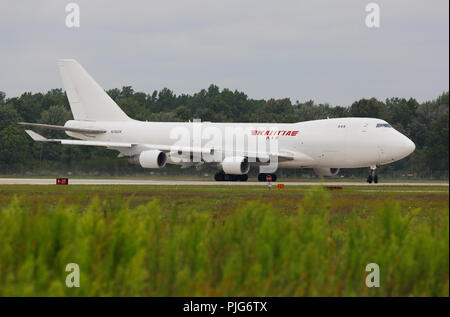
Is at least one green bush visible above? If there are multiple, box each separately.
[0,189,448,296]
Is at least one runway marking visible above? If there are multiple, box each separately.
[0,178,448,187]
[359,190,448,193]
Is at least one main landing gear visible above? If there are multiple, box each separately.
[214,171,248,182]
[258,173,277,182]
[366,166,378,184]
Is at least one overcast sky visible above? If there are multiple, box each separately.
[0,0,448,106]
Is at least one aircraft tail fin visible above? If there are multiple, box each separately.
[57,59,131,122]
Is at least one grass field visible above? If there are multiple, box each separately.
[0,184,448,296]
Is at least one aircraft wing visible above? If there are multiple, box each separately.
[24,130,302,162]
[19,122,106,134]
[139,143,296,161]
[238,150,314,164]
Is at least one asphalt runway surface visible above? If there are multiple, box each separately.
[0,178,447,186]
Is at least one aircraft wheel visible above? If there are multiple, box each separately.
[240,174,248,182]
[214,172,225,181]
[224,174,239,181]
[367,166,378,184]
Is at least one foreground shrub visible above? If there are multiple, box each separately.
[0,190,448,296]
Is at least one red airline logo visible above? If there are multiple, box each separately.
[251,130,299,137]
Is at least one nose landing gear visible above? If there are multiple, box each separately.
[367,166,378,184]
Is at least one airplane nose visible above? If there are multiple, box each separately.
[406,138,416,154]
[379,131,415,163]
[398,135,416,158]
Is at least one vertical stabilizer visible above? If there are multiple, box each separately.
[57,59,131,121]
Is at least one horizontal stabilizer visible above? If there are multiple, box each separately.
[25,130,48,141]
[19,122,106,134]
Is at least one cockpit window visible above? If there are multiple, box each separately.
[376,123,392,128]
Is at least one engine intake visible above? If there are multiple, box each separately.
[221,156,250,175]
[313,168,340,177]
[129,150,167,168]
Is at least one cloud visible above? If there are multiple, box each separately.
[0,0,448,106]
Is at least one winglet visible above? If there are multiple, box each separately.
[25,130,49,142]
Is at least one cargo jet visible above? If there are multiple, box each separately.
[20,59,415,183]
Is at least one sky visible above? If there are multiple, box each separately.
[0,0,448,106]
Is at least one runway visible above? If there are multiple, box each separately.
[0,178,448,186]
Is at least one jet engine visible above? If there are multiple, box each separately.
[313,168,340,177]
[129,150,167,168]
[221,156,250,175]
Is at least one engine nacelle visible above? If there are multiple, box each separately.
[313,168,340,177]
[129,150,167,168]
[221,156,250,175]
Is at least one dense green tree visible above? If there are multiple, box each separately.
[120,86,134,98]
[349,98,387,119]
[34,105,73,161]
[107,88,121,101]
[0,86,447,178]
[424,115,449,172]
[157,88,176,112]
[0,125,29,172]
[175,106,192,121]
[40,105,72,125]
[0,104,21,131]
[386,97,418,128]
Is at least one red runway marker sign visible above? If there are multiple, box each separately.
[56,178,69,185]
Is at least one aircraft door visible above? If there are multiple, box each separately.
[361,122,369,132]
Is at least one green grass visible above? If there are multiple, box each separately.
[0,185,448,296]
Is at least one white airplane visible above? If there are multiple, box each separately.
[21,59,415,183]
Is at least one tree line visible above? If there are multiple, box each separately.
[0,86,448,178]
